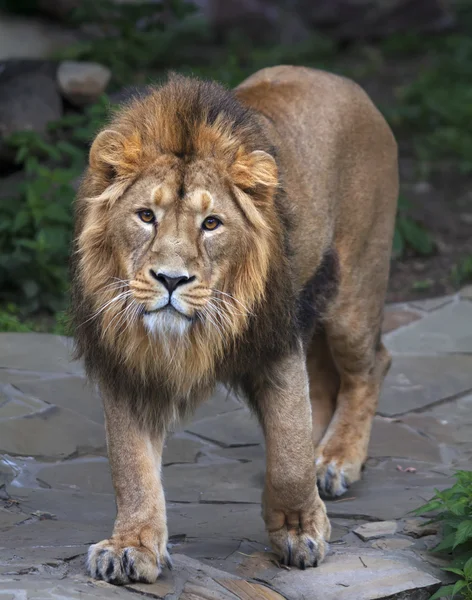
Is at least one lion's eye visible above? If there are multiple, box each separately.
[202,216,222,231]
[138,209,156,224]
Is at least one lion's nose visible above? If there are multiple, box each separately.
[150,271,195,294]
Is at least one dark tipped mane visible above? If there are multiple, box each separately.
[110,72,276,163]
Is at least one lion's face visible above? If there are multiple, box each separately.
[109,156,253,336]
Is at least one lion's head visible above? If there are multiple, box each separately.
[72,75,290,396]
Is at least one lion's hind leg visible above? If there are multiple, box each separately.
[314,295,391,498]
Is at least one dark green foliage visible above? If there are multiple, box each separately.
[414,471,472,599]
[0,98,111,315]
[392,195,435,259]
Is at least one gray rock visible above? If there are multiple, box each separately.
[187,408,262,447]
[57,61,111,106]
[379,354,472,416]
[167,502,267,544]
[371,538,414,551]
[14,376,104,425]
[385,300,472,355]
[0,383,48,419]
[409,296,454,312]
[0,14,80,60]
[163,460,264,504]
[35,458,112,494]
[368,417,442,462]
[264,550,441,600]
[403,519,440,539]
[0,334,82,374]
[0,406,105,459]
[0,68,62,163]
[192,385,243,421]
[324,461,449,521]
[163,434,209,466]
[5,486,115,527]
[353,521,397,541]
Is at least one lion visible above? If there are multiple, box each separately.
[71,65,398,584]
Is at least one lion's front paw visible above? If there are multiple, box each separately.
[266,501,331,569]
[87,538,172,585]
[315,447,364,498]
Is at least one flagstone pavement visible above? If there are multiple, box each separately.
[1,288,472,599]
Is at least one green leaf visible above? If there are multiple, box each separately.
[429,584,456,599]
[454,521,472,549]
[463,556,472,579]
[392,227,404,259]
[443,568,464,576]
[452,579,467,597]
[434,531,456,553]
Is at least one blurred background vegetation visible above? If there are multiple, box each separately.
[0,0,471,333]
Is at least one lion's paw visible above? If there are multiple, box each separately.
[87,539,172,585]
[268,504,331,569]
[315,454,363,498]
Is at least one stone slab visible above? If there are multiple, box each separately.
[371,538,414,551]
[325,461,449,521]
[187,409,262,447]
[264,550,440,600]
[35,458,113,494]
[163,434,209,466]
[368,418,442,462]
[409,296,454,312]
[163,461,264,504]
[0,334,83,374]
[14,377,104,425]
[0,406,105,459]
[193,386,244,421]
[379,354,472,416]
[353,521,397,541]
[0,384,48,419]
[5,487,115,527]
[385,300,472,354]
[167,503,268,545]
[382,308,421,334]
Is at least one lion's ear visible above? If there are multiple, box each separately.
[230,149,278,191]
[89,129,141,181]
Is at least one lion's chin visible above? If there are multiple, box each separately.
[142,307,191,337]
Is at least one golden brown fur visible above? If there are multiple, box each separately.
[72,66,398,584]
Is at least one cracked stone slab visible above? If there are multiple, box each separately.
[0,405,106,459]
[384,300,472,354]
[167,503,267,544]
[192,385,244,421]
[129,553,243,600]
[163,434,210,466]
[262,550,440,600]
[371,538,414,551]
[382,307,421,334]
[0,334,83,374]
[368,418,443,462]
[5,486,115,527]
[186,409,262,447]
[324,461,449,520]
[163,461,264,504]
[0,577,140,598]
[14,376,104,425]
[353,521,397,541]
[379,354,472,416]
[0,383,48,419]
[35,458,113,494]
[409,296,454,312]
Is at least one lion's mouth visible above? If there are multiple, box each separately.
[143,304,192,321]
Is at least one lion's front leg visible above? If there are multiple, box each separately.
[87,395,170,585]
[244,347,331,569]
